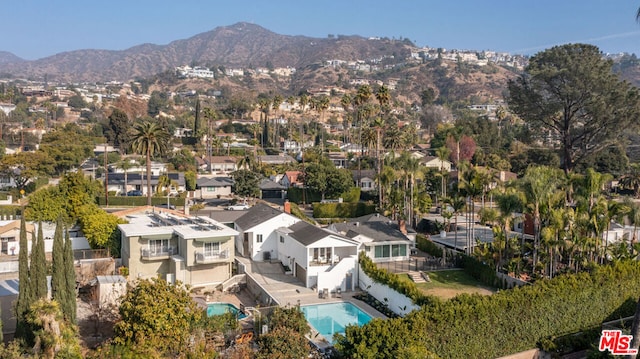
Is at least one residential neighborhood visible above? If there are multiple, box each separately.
[0,7,639,358]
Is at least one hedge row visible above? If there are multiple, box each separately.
[337,260,640,359]
[459,254,508,289]
[358,252,438,307]
[96,196,186,207]
[312,202,376,219]
[286,187,361,204]
[415,234,443,258]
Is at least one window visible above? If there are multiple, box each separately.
[204,242,220,256]
[374,245,390,258]
[392,244,407,257]
[149,239,169,254]
[280,236,284,243]
[256,234,263,243]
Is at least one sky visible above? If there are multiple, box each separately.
[2,1,640,60]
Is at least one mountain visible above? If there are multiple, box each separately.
[0,51,24,65]
[0,22,412,82]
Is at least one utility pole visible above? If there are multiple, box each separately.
[104,143,109,207]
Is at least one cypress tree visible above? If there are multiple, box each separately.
[64,227,77,324]
[30,222,48,300]
[14,215,32,339]
[51,217,67,318]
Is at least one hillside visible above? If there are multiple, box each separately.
[0,22,412,83]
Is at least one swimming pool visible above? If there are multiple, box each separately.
[207,302,247,319]
[301,302,372,344]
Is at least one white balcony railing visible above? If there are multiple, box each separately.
[140,246,176,259]
[195,249,230,264]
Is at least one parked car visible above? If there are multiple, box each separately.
[126,190,143,196]
[226,203,250,211]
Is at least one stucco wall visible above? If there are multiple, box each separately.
[358,267,420,316]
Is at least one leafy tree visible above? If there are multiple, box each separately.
[63,228,76,325]
[184,170,196,191]
[147,91,169,117]
[507,43,640,174]
[67,94,87,110]
[268,305,310,335]
[113,278,203,355]
[0,151,54,190]
[256,327,310,359]
[231,169,261,198]
[57,171,102,223]
[31,223,48,301]
[25,187,65,222]
[39,124,95,175]
[168,148,196,172]
[104,108,132,153]
[80,207,127,249]
[130,120,170,206]
[303,162,354,200]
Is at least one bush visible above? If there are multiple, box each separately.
[338,260,640,359]
[416,234,443,257]
[313,202,376,218]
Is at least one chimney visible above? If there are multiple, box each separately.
[398,219,407,235]
[284,200,291,214]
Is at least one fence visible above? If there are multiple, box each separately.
[375,257,454,274]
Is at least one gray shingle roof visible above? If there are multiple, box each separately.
[333,221,412,243]
[235,203,285,230]
[288,221,334,246]
[197,177,234,188]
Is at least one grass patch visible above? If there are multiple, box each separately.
[400,269,496,299]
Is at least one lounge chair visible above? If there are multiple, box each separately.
[336,288,342,298]
[323,288,329,299]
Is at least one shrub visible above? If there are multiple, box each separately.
[416,234,443,257]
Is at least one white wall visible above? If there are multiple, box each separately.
[317,255,357,292]
[249,214,300,261]
[358,266,420,316]
[277,234,307,269]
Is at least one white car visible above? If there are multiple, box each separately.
[226,204,249,211]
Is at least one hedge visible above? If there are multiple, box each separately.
[416,234,443,258]
[358,252,438,307]
[336,260,640,359]
[286,188,322,204]
[96,196,185,207]
[312,202,376,219]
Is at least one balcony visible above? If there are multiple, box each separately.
[140,246,176,260]
[195,249,230,264]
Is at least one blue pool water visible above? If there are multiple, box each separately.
[207,302,247,319]
[301,302,372,344]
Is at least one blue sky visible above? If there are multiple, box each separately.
[2,1,640,60]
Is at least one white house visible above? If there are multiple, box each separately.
[234,204,300,261]
[275,221,359,291]
[421,156,452,172]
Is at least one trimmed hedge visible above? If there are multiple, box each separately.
[459,254,507,289]
[96,196,185,207]
[286,188,322,204]
[337,260,640,359]
[312,202,376,218]
[358,252,438,307]
[416,234,443,258]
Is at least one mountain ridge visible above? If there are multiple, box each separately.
[0,22,413,82]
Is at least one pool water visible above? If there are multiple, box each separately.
[207,302,247,319]
[301,302,372,344]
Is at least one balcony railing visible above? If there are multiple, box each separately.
[195,249,230,264]
[140,246,176,259]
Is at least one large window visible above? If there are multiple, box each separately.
[204,242,220,256]
[374,245,391,258]
[149,239,169,255]
[392,244,407,257]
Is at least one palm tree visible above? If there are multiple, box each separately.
[521,166,560,268]
[130,120,170,206]
[118,159,134,196]
[435,146,451,199]
[620,163,640,198]
[375,85,391,114]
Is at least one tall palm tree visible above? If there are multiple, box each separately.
[130,120,170,206]
[118,159,134,196]
[521,166,560,268]
[375,85,391,113]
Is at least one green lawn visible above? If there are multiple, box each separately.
[400,269,496,299]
